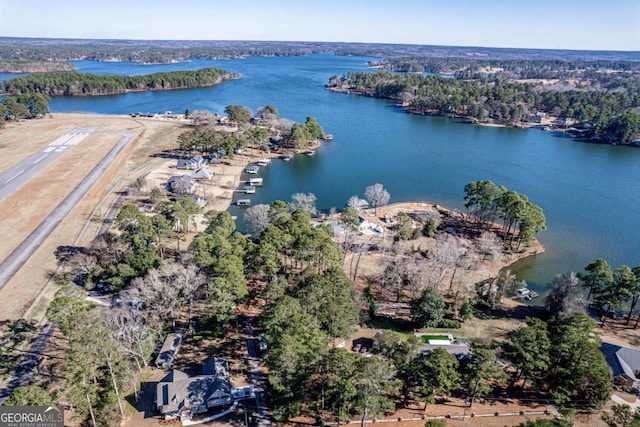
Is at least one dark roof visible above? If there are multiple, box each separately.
[600,342,640,381]
[155,333,183,368]
[156,358,232,415]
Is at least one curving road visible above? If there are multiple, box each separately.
[0,130,135,290]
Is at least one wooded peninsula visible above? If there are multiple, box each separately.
[0,67,240,96]
[327,70,640,145]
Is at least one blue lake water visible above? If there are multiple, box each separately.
[3,54,640,292]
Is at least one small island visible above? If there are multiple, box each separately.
[0,67,241,96]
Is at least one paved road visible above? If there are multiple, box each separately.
[0,130,135,290]
[245,325,271,427]
[0,322,56,404]
[0,128,95,201]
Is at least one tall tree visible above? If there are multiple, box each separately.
[364,183,390,215]
[462,347,508,408]
[410,286,445,328]
[578,259,613,301]
[503,317,551,390]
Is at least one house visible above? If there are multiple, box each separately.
[156,358,232,421]
[600,342,640,388]
[190,168,214,180]
[167,175,197,194]
[155,333,183,369]
[177,155,206,170]
[419,334,472,360]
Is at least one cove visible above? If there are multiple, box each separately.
[10,54,640,292]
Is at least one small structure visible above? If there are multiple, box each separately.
[236,199,251,206]
[256,158,271,166]
[303,150,315,156]
[177,155,206,170]
[240,186,256,194]
[330,337,346,349]
[249,178,263,186]
[191,168,214,180]
[156,358,232,421]
[600,342,640,388]
[177,194,208,208]
[155,333,183,369]
[323,134,334,141]
[167,175,197,194]
[244,165,260,174]
[419,333,472,360]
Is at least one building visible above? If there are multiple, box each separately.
[177,155,206,170]
[600,342,640,388]
[156,359,232,421]
[155,333,183,369]
[190,168,214,180]
[167,175,197,194]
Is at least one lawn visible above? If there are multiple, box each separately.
[420,334,451,343]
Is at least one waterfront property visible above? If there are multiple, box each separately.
[191,168,214,180]
[167,175,197,194]
[600,342,640,388]
[177,155,206,170]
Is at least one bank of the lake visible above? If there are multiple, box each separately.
[7,54,638,294]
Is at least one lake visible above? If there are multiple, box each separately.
[4,54,640,291]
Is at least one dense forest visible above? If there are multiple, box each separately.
[328,70,640,144]
[0,67,240,96]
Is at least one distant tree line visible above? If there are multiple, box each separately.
[377,56,640,79]
[328,70,640,144]
[0,67,240,96]
[0,60,75,73]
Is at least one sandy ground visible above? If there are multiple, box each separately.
[0,114,257,322]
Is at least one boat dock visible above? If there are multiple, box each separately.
[244,165,260,174]
[256,158,271,166]
[238,186,256,194]
[236,199,251,206]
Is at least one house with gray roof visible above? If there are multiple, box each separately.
[167,175,197,194]
[600,342,640,388]
[156,358,232,421]
[177,155,206,170]
[190,168,214,180]
[155,333,183,369]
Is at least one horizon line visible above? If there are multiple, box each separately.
[1,35,639,55]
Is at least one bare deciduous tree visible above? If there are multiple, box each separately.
[244,204,271,235]
[364,183,390,215]
[289,192,317,216]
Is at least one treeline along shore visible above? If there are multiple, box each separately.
[0,67,241,96]
[327,70,640,145]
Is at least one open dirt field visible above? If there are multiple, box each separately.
[0,114,252,322]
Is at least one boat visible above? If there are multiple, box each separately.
[242,186,256,194]
[513,287,539,301]
[323,134,333,141]
[303,150,315,156]
[249,178,263,186]
[244,165,259,174]
[281,153,294,162]
[236,199,251,206]
[256,158,271,166]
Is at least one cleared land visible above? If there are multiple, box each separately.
[0,114,192,321]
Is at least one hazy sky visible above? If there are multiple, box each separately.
[1,0,638,51]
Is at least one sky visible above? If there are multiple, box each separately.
[1,0,638,51]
